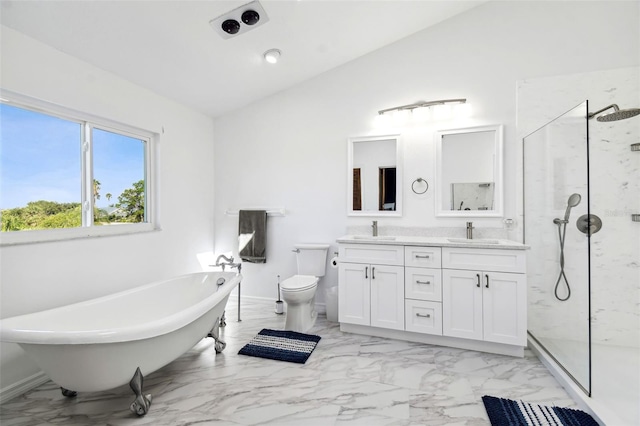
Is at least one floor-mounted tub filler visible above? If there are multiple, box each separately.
[0,271,241,416]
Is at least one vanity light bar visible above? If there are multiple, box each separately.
[377,98,467,115]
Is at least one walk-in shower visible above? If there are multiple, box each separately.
[523,98,639,425]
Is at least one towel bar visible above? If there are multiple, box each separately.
[225,208,285,217]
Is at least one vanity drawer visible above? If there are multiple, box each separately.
[442,248,526,273]
[405,267,442,302]
[339,244,404,266]
[405,300,442,336]
[404,246,442,268]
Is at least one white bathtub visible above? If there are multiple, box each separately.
[0,271,240,414]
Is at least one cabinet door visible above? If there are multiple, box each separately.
[338,263,370,326]
[482,271,527,346]
[442,269,483,340]
[370,265,405,330]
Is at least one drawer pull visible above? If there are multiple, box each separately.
[415,255,430,259]
[485,274,489,288]
[416,280,431,285]
[372,267,376,280]
[365,266,368,279]
[476,274,481,288]
[416,313,431,318]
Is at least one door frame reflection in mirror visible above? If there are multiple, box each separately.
[347,134,402,217]
[435,124,504,218]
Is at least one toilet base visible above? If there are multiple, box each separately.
[280,277,318,333]
[283,300,317,333]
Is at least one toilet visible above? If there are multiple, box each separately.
[280,243,330,333]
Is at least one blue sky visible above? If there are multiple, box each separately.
[0,103,144,210]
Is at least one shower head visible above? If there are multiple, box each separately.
[564,193,581,221]
[589,104,640,122]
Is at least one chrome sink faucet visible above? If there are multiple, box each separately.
[466,222,474,239]
[372,220,378,237]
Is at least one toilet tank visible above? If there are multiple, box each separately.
[294,243,330,277]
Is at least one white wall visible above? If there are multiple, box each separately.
[213,1,639,302]
[0,27,216,392]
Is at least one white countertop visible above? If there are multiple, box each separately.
[337,235,529,250]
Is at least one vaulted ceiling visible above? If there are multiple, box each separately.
[1,1,485,117]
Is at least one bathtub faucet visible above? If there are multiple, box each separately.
[213,254,242,273]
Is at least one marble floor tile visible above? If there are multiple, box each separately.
[1,298,577,425]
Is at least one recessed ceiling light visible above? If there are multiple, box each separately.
[264,49,281,64]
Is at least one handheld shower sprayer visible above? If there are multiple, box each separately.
[564,193,581,221]
[553,193,581,224]
[552,193,581,301]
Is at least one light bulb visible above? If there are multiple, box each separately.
[454,103,472,118]
[412,107,430,122]
[392,109,410,126]
[374,114,391,128]
[264,49,281,64]
[434,104,452,120]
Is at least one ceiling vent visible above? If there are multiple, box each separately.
[209,0,270,39]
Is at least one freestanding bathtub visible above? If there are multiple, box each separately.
[0,271,240,415]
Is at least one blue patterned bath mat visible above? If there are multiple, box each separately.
[482,396,598,426]
[238,328,321,364]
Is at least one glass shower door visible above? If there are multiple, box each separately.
[523,101,591,395]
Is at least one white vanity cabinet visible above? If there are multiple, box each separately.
[441,248,527,346]
[337,236,528,357]
[338,244,405,330]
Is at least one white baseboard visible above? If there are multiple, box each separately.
[0,371,49,404]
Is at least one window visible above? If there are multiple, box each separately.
[0,95,156,244]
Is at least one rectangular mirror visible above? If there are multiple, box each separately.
[435,125,503,217]
[348,134,402,217]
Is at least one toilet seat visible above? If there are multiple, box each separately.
[281,275,317,292]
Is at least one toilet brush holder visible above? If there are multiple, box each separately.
[275,274,284,315]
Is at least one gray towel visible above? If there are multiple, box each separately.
[238,210,267,263]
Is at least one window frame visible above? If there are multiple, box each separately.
[0,91,159,246]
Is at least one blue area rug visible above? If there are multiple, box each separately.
[238,328,321,364]
[482,396,599,426]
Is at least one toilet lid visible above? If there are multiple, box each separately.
[281,275,318,291]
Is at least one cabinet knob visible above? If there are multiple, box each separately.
[416,280,431,285]
[416,313,431,318]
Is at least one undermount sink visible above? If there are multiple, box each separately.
[448,238,500,244]
[352,235,396,241]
